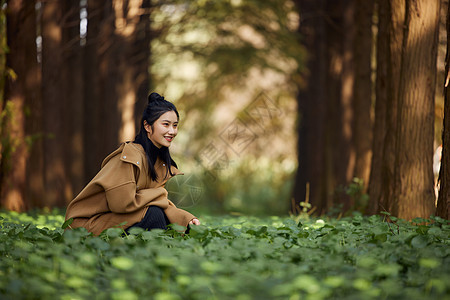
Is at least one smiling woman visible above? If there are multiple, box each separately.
[64,92,200,235]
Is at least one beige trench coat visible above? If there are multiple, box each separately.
[65,142,196,235]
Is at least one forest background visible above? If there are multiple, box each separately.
[0,0,449,221]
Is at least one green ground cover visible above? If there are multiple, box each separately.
[0,210,449,300]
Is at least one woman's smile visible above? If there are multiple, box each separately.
[145,110,178,148]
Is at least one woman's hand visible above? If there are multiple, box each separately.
[189,218,200,225]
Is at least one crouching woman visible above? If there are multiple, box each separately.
[64,92,200,236]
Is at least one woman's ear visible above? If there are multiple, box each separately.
[143,120,152,133]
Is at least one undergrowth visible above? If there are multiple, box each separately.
[0,210,449,299]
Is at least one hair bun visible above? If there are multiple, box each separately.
[148,92,165,104]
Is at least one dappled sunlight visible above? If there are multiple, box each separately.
[3,190,26,212]
[113,0,141,37]
[236,25,266,49]
[118,90,136,142]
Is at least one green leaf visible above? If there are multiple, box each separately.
[169,223,187,232]
[105,228,122,238]
[410,235,429,249]
[61,218,73,229]
[111,256,134,270]
[419,258,439,269]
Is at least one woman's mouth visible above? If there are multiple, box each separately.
[164,136,173,142]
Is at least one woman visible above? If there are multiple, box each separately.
[65,92,200,235]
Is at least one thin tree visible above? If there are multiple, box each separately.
[325,0,355,211]
[41,0,69,207]
[352,0,374,194]
[2,0,40,211]
[62,0,85,198]
[293,0,328,214]
[368,0,390,214]
[436,0,450,219]
[83,0,119,182]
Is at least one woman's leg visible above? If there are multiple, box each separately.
[127,206,170,231]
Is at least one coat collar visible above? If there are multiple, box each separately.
[101,142,183,177]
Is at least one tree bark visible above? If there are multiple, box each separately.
[325,0,355,211]
[133,0,152,133]
[368,0,389,214]
[436,0,450,219]
[380,0,405,213]
[293,0,328,214]
[393,0,440,219]
[41,0,67,207]
[113,0,151,143]
[2,0,39,211]
[62,0,85,199]
[83,0,119,182]
[293,0,356,214]
[352,0,374,195]
[83,0,151,184]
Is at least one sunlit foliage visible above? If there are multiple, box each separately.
[151,1,304,214]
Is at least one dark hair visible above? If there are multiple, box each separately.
[134,92,179,181]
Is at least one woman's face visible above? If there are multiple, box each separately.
[145,111,178,148]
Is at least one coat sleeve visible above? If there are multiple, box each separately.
[164,199,197,227]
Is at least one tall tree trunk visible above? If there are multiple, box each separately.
[294,0,356,215]
[133,0,152,133]
[368,0,389,214]
[83,0,151,184]
[83,0,119,182]
[436,0,450,220]
[380,0,405,213]
[393,0,440,219]
[293,0,328,214]
[326,0,355,211]
[62,0,84,199]
[2,0,39,211]
[352,0,374,196]
[113,0,151,143]
[41,0,67,207]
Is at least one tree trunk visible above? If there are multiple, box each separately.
[2,0,39,211]
[62,0,84,199]
[380,0,405,213]
[293,0,356,215]
[393,0,440,219]
[83,0,151,184]
[293,0,328,214]
[83,0,119,182]
[352,0,374,196]
[325,0,355,211]
[41,0,67,207]
[368,0,389,214]
[113,0,151,143]
[436,0,450,219]
[133,0,152,133]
